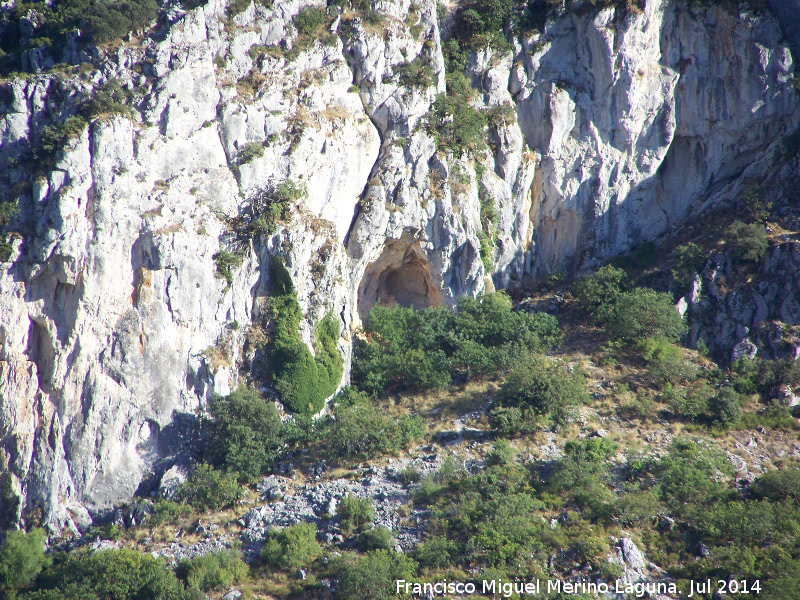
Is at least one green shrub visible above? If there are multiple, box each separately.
[267,259,343,415]
[357,526,395,552]
[636,336,696,386]
[709,387,743,425]
[485,440,515,466]
[175,464,243,510]
[33,115,88,166]
[29,549,187,600]
[212,250,242,286]
[293,7,329,36]
[398,467,421,485]
[571,265,630,324]
[724,221,769,262]
[246,181,304,237]
[455,0,513,39]
[655,439,733,508]
[0,529,50,593]
[427,73,487,156]
[337,494,374,532]
[496,355,588,426]
[176,549,247,592]
[731,358,800,398]
[754,468,800,503]
[236,142,264,165]
[260,523,322,570]
[737,191,772,224]
[412,535,458,569]
[333,550,417,600]
[328,397,425,458]
[669,381,713,422]
[80,80,134,119]
[671,242,706,286]
[203,388,283,481]
[604,288,686,342]
[488,404,539,436]
[396,56,435,89]
[149,499,194,526]
[352,292,561,395]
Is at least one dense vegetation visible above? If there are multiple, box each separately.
[352,292,561,395]
[0,0,158,73]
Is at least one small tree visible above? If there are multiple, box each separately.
[337,495,374,532]
[724,221,769,262]
[357,526,396,552]
[709,387,743,426]
[604,288,687,342]
[572,265,630,324]
[261,523,322,570]
[204,389,283,481]
[176,549,248,592]
[175,464,243,510]
[334,550,417,600]
[0,529,50,593]
[497,355,588,426]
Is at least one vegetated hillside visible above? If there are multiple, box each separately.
[1,0,800,596]
[3,216,800,598]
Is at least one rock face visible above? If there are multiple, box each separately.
[0,0,797,532]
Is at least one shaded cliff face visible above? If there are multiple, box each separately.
[0,0,796,533]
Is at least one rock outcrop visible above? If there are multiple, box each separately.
[0,0,797,532]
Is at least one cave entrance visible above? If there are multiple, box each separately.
[358,239,440,318]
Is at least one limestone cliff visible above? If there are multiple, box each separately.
[0,0,796,533]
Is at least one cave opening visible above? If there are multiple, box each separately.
[358,240,440,319]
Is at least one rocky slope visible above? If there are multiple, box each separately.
[0,0,797,533]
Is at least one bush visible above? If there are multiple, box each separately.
[352,292,561,395]
[246,181,304,238]
[604,288,687,342]
[29,549,187,600]
[427,74,487,156]
[0,529,50,593]
[260,523,322,570]
[398,467,421,485]
[636,337,696,386]
[488,404,539,436]
[236,142,264,165]
[412,536,458,569]
[485,440,516,466]
[655,439,733,508]
[293,7,329,36]
[496,355,588,426]
[333,550,417,600]
[571,265,630,324]
[754,468,800,503]
[328,397,425,458]
[455,0,513,39]
[709,387,743,425]
[203,388,283,481]
[669,381,714,422]
[149,499,194,526]
[268,259,343,415]
[212,250,242,286]
[724,221,769,262]
[396,56,435,89]
[671,242,706,286]
[337,494,374,532]
[357,526,396,552]
[176,549,247,592]
[175,464,243,510]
